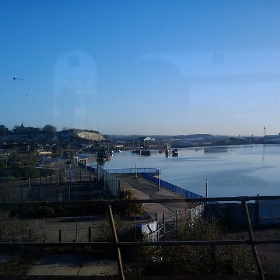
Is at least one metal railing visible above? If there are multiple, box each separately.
[142,172,204,199]
[105,167,159,174]
[1,196,280,279]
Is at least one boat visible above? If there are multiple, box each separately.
[172,148,179,157]
[132,147,151,156]
[140,149,151,156]
[97,147,111,162]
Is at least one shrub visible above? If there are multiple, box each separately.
[0,210,39,242]
[113,188,144,216]
[151,216,256,276]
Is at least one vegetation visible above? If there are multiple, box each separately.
[0,210,39,242]
[0,211,39,275]
[151,217,256,276]
[105,215,256,276]
[0,165,54,181]
[113,187,144,216]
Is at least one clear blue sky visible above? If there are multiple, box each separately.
[1,0,280,136]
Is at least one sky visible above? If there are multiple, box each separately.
[1,0,280,136]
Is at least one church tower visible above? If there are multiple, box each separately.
[20,122,24,131]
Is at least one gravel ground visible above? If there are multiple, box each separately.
[226,228,280,275]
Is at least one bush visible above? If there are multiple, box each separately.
[113,188,144,216]
[150,217,256,276]
[0,210,39,242]
[119,215,256,276]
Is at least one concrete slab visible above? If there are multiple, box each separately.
[27,254,119,276]
[79,257,118,276]
[27,254,81,276]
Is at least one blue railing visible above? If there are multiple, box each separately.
[78,163,202,199]
[105,168,158,174]
[142,173,204,199]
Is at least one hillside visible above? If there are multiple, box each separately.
[58,129,106,142]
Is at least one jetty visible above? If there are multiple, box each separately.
[116,173,197,220]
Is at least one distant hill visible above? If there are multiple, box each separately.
[0,128,106,143]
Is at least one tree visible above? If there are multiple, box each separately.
[0,125,8,135]
[12,125,21,133]
[118,188,144,216]
[42,124,56,134]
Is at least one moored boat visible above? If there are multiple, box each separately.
[97,147,111,162]
[172,148,179,157]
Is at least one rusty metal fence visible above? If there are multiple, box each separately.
[1,196,280,279]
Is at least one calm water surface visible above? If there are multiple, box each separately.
[91,144,280,198]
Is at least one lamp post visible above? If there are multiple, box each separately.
[66,161,72,201]
[205,179,208,199]
[157,168,161,190]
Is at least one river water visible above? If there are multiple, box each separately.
[90,144,280,198]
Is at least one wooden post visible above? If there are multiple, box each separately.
[242,201,265,280]
[108,205,125,280]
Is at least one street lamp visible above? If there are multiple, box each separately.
[157,168,161,190]
[66,161,72,201]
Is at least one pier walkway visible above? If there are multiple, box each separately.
[116,173,196,221]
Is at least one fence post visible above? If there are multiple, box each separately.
[59,229,61,243]
[20,184,23,200]
[162,212,165,241]
[205,179,208,199]
[76,217,78,243]
[175,210,178,240]
[88,227,91,242]
[108,204,125,280]
[242,200,264,280]
[41,216,45,242]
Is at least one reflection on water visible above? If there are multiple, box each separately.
[91,144,280,198]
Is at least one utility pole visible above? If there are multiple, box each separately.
[205,179,208,199]
[66,161,72,201]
